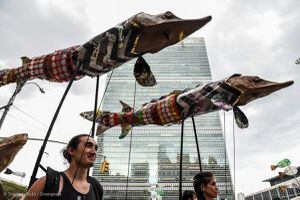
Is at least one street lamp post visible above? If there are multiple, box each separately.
[4,168,26,185]
[0,81,45,132]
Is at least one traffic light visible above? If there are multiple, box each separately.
[279,185,287,193]
[100,160,109,174]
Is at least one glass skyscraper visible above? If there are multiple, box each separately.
[92,37,234,199]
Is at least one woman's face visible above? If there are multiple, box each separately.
[202,176,218,199]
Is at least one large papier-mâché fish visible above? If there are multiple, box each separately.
[80,74,294,139]
[0,133,28,172]
[0,12,211,87]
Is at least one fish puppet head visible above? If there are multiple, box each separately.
[226,74,294,106]
[0,133,28,172]
[127,11,212,54]
[128,11,211,86]
[74,11,211,87]
[210,74,293,128]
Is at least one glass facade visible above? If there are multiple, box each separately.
[92,37,234,199]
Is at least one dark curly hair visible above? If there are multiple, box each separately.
[62,134,91,164]
[193,171,214,200]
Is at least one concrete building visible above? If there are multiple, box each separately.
[245,166,300,200]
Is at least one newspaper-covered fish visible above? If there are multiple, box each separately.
[0,133,28,172]
[81,74,293,138]
[0,12,211,87]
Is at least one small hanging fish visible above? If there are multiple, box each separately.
[271,159,291,171]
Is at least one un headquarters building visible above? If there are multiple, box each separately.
[92,37,234,199]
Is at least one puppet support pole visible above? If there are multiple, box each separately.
[192,116,202,171]
[179,117,203,199]
[28,64,81,188]
[91,76,100,137]
[0,81,26,132]
[179,120,185,200]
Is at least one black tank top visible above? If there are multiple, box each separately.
[60,173,97,200]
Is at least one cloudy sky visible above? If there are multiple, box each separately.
[0,0,299,196]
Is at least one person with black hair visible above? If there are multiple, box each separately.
[182,190,197,200]
[193,172,218,200]
[23,134,103,200]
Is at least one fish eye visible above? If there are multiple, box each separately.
[252,76,261,82]
[164,11,174,19]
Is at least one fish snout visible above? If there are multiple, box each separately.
[11,133,28,145]
[264,80,294,94]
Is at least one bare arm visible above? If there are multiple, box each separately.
[22,176,46,200]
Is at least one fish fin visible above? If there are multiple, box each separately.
[170,90,183,96]
[80,111,97,121]
[160,90,183,100]
[96,124,111,135]
[211,94,248,128]
[119,100,133,112]
[271,165,278,171]
[211,93,233,111]
[233,106,249,128]
[134,56,157,87]
[20,56,31,65]
[119,124,132,139]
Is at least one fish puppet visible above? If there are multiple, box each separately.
[271,159,291,171]
[0,133,28,172]
[80,74,294,139]
[0,134,27,200]
[0,12,212,87]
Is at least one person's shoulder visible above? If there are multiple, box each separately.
[32,176,47,189]
[23,176,46,200]
[44,167,61,193]
[88,176,102,187]
[88,176,103,198]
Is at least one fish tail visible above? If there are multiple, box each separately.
[271,165,278,171]
[0,68,17,87]
[80,110,120,135]
[80,100,135,139]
